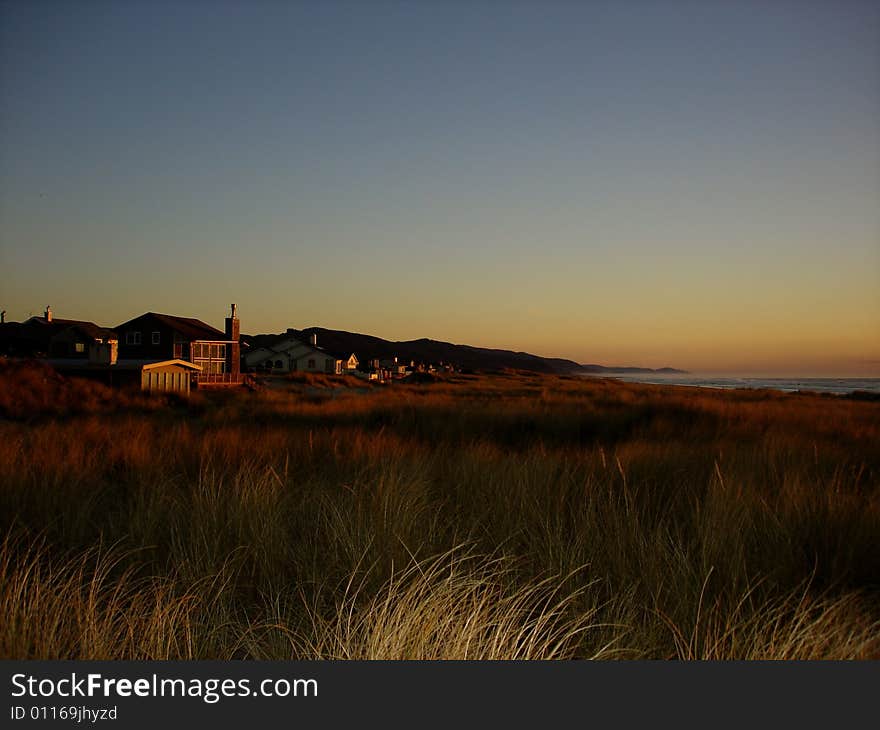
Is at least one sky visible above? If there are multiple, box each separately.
[1,0,878,376]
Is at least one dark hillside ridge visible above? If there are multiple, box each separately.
[580,364,687,374]
[242,327,687,375]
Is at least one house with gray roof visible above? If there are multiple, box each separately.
[244,332,358,375]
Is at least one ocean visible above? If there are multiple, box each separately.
[585,373,880,395]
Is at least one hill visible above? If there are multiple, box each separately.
[242,327,686,375]
[580,364,687,374]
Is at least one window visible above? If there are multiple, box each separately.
[75,342,85,353]
[190,341,226,374]
[325,359,334,373]
[125,331,141,345]
[307,358,315,369]
[151,332,161,345]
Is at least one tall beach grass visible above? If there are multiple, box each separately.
[1,363,878,658]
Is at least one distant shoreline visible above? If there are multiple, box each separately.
[581,372,880,396]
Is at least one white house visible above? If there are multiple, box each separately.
[244,334,358,375]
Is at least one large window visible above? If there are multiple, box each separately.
[191,343,226,360]
[191,341,227,374]
[125,331,141,345]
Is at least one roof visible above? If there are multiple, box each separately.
[247,330,360,361]
[47,358,202,371]
[117,312,226,341]
[26,316,80,327]
[2,317,116,353]
[140,359,202,371]
[26,316,112,333]
[55,322,117,342]
[244,338,353,365]
[272,339,341,360]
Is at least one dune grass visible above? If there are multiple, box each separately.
[1,363,878,659]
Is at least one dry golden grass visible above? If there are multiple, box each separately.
[0,359,163,420]
[1,366,878,659]
[245,551,619,660]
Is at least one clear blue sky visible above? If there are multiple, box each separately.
[1,0,878,374]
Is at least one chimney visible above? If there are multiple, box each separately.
[0,310,5,324]
[310,332,317,346]
[45,305,52,322]
[224,303,240,379]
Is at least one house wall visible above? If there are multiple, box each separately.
[245,338,300,371]
[244,348,271,370]
[248,351,291,372]
[117,315,177,360]
[245,342,346,375]
[293,354,339,374]
[48,329,91,358]
[117,315,234,377]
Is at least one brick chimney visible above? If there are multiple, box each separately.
[45,305,52,322]
[310,332,317,346]
[225,303,240,379]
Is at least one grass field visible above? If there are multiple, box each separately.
[1,360,878,659]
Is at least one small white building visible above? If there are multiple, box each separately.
[245,334,358,375]
[48,357,201,394]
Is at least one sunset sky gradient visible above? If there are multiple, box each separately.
[1,1,878,375]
